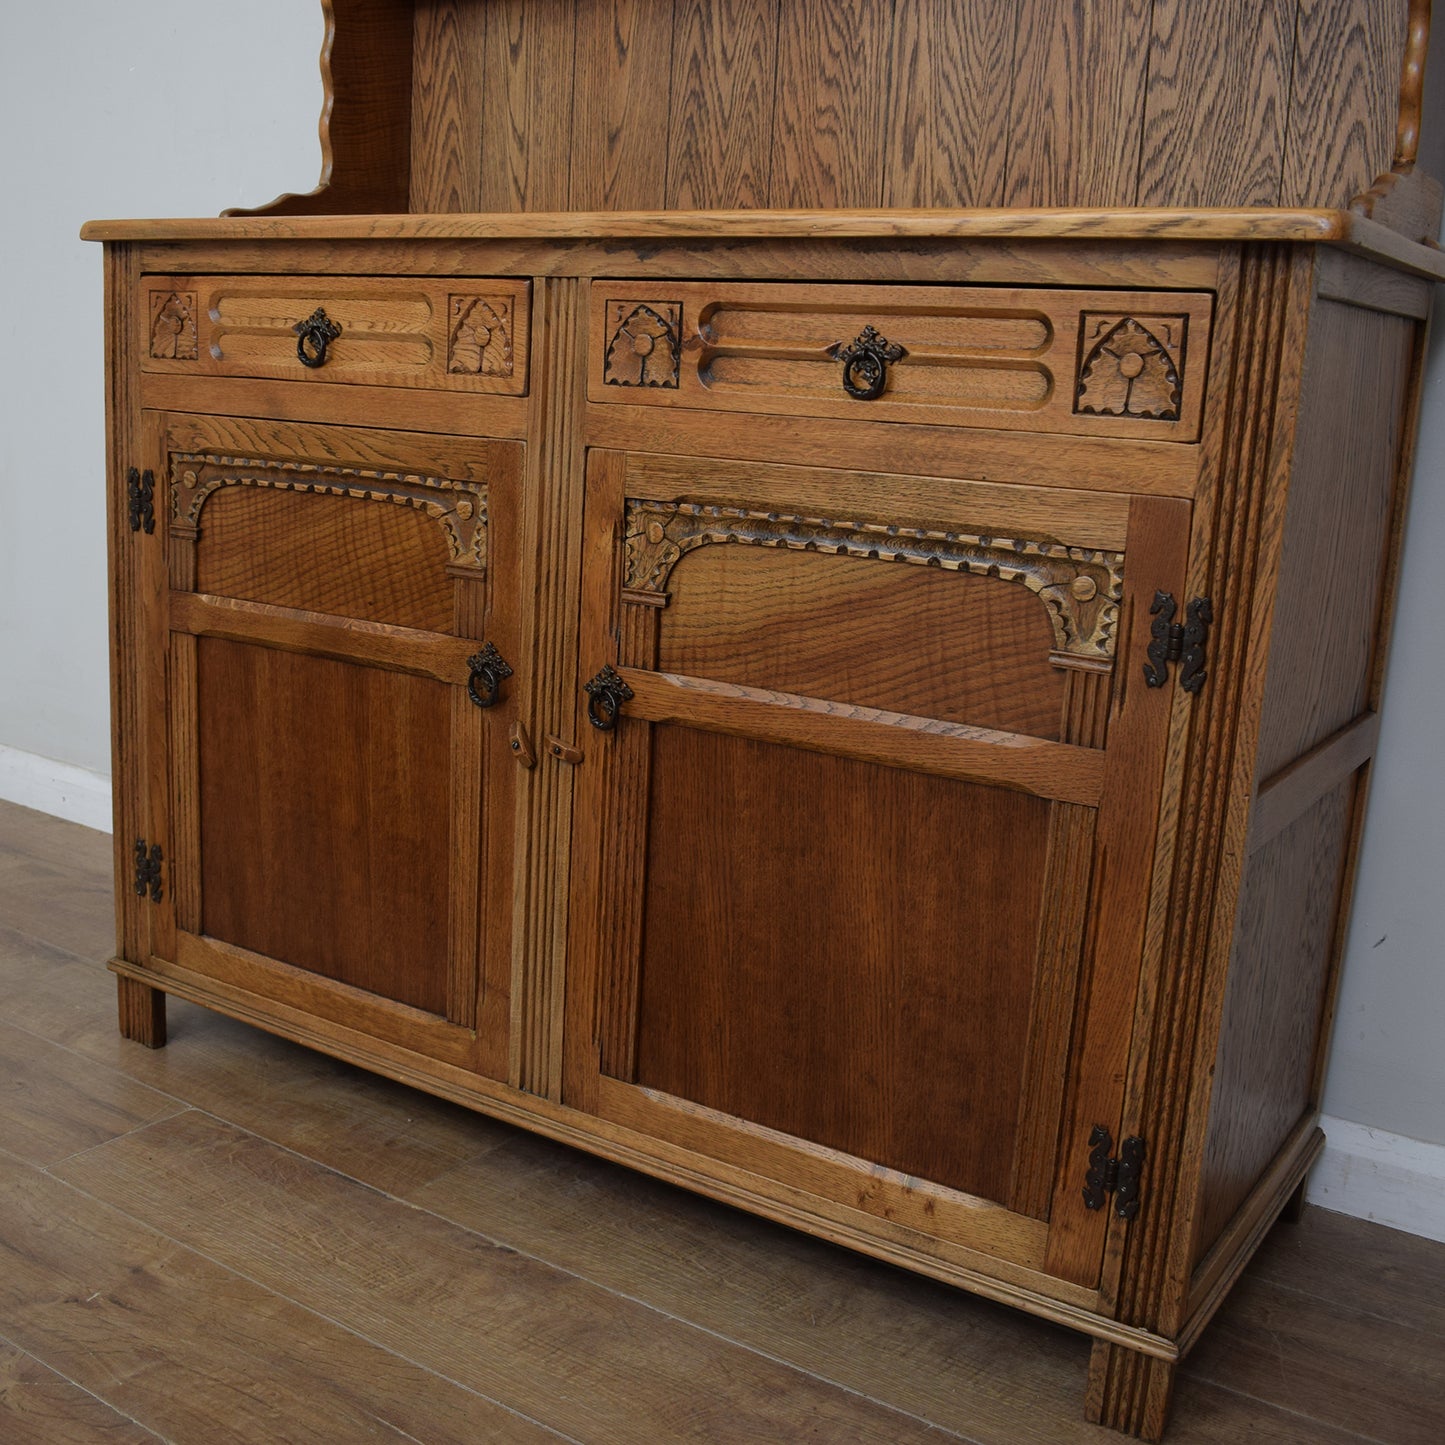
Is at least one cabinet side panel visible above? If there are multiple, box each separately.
[632,725,1050,1205]
[1195,779,1355,1255]
[1254,298,1413,779]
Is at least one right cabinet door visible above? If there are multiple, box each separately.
[565,447,1189,1293]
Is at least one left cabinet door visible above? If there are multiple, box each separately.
[137,410,522,1079]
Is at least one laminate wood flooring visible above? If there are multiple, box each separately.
[1,797,1441,1444]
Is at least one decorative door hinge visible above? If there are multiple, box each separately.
[133,839,163,903]
[1143,591,1212,693]
[1082,1125,1145,1219]
[127,468,156,534]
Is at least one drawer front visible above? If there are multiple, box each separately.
[141,276,530,394]
[589,281,1212,441]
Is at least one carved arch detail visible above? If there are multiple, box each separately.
[169,453,488,572]
[623,498,1124,667]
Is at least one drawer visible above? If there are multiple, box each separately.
[589,281,1212,442]
[141,276,530,394]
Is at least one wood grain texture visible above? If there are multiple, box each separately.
[510,276,589,1099]
[197,639,452,1014]
[1138,0,1294,206]
[1088,245,1316,1438]
[1195,782,1355,1256]
[194,487,456,632]
[0,1340,162,1445]
[51,1109,963,1444]
[769,0,893,208]
[569,0,678,209]
[1254,296,1412,779]
[0,1154,565,1444]
[409,0,487,213]
[632,725,1049,1204]
[658,546,1067,739]
[229,0,415,217]
[115,976,166,1049]
[480,0,577,213]
[665,0,777,207]
[1283,0,1411,208]
[883,0,1015,208]
[1005,0,1153,207]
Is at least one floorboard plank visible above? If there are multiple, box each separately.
[0,1150,572,1444]
[0,1337,163,1445]
[52,1111,966,1444]
[0,1019,182,1168]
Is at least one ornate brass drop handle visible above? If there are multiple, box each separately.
[466,642,513,709]
[293,307,342,368]
[585,664,633,731]
[832,326,907,401]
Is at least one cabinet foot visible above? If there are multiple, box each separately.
[117,976,167,1048]
[1279,1172,1310,1224]
[1086,1340,1176,1441]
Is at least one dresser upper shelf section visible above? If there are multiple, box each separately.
[194,1,1440,234]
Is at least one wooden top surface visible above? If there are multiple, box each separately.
[80,207,1445,280]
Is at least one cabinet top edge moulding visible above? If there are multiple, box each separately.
[82,0,1445,278]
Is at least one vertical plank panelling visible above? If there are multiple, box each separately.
[769,0,895,208]
[1005,0,1154,207]
[666,0,778,207]
[883,0,1017,207]
[1282,0,1410,206]
[1138,0,1294,206]
[480,0,578,212]
[410,0,487,212]
[570,0,678,209]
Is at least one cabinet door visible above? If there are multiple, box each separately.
[565,448,1189,1292]
[144,412,522,1080]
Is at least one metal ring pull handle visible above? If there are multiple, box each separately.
[294,307,342,368]
[833,325,907,401]
[585,664,634,732]
[466,642,513,709]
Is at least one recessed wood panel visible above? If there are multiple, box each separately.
[1196,779,1356,1256]
[197,639,451,1014]
[1255,299,1412,779]
[194,487,455,633]
[632,726,1050,1204]
[658,545,1067,739]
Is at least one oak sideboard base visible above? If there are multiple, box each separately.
[114,971,167,1049]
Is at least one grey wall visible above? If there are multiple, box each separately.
[0,2,1440,1158]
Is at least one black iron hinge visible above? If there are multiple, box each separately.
[1082,1125,1145,1219]
[133,839,163,903]
[127,467,156,535]
[1143,591,1212,693]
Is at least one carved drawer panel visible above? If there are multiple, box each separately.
[589,281,1212,441]
[142,276,530,394]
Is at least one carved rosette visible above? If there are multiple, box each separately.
[623,499,1124,667]
[1075,314,1186,421]
[169,453,488,571]
[149,290,198,360]
[604,302,682,388]
[448,295,514,376]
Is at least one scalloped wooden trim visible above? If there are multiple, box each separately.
[1395,0,1433,169]
[223,0,413,219]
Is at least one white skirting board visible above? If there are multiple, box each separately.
[1309,1115,1445,1243]
[0,743,113,834]
[2,746,1442,1242]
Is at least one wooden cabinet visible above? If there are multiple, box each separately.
[87,3,1444,1439]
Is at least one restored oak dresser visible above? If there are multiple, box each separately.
[86,2,1445,1436]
